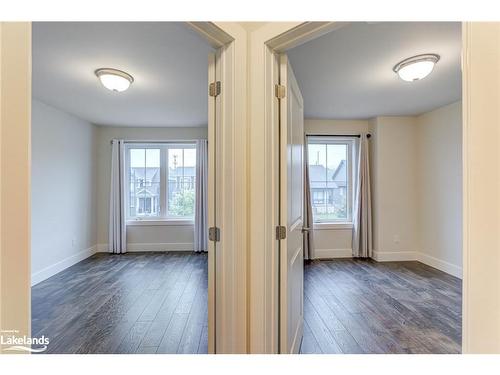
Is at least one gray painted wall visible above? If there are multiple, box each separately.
[306,102,462,277]
[95,125,208,249]
[31,103,208,283]
[416,101,462,272]
[31,99,98,282]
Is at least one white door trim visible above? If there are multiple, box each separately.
[0,22,32,351]
[460,22,500,353]
[0,21,248,355]
[247,21,482,354]
[249,22,346,354]
[195,22,249,354]
[249,23,305,354]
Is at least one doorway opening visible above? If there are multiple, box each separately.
[277,22,463,354]
[30,22,220,354]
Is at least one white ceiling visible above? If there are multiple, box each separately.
[287,22,462,119]
[32,22,213,127]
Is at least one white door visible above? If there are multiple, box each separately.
[207,52,216,354]
[279,54,305,354]
[207,50,221,354]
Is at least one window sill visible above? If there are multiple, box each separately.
[126,219,194,227]
[313,222,353,230]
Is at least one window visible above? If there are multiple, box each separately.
[126,143,196,221]
[312,190,325,205]
[307,137,355,224]
[167,148,196,218]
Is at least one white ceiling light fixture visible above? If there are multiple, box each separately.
[393,54,440,82]
[95,68,134,92]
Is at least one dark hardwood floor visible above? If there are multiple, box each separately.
[32,252,208,354]
[301,259,462,354]
[33,253,460,354]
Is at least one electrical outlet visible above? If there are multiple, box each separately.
[72,239,76,247]
[393,235,400,244]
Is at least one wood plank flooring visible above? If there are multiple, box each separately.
[31,252,208,354]
[300,259,462,354]
[33,254,460,354]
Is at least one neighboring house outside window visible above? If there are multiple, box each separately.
[307,137,355,224]
[126,143,197,222]
[129,165,161,217]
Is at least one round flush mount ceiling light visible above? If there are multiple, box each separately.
[95,68,134,92]
[393,54,440,82]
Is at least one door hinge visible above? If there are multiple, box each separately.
[275,84,286,99]
[209,81,221,97]
[276,225,286,240]
[209,226,220,242]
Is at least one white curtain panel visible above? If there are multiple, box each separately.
[194,139,208,252]
[352,134,373,258]
[109,139,127,254]
[303,136,314,260]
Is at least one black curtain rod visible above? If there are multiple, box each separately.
[306,133,371,138]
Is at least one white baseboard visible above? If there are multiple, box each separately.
[97,243,108,252]
[371,250,462,279]
[31,245,97,286]
[416,252,463,279]
[96,242,194,252]
[371,250,417,262]
[313,248,352,259]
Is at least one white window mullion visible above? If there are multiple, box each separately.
[182,148,185,206]
[325,143,329,216]
[143,148,147,216]
[125,145,131,219]
[161,146,168,219]
[347,141,353,223]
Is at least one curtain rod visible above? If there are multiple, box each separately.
[306,133,371,138]
[109,139,201,145]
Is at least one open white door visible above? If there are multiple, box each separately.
[207,52,216,354]
[278,54,305,354]
[208,40,244,354]
[207,51,221,354]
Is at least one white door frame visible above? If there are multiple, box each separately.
[0,21,249,354]
[201,22,249,354]
[0,23,32,352]
[248,22,350,354]
[460,22,500,353]
[248,21,497,354]
[3,21,500,355]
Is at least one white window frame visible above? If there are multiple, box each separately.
[125,142,197,224]
[307,136,356,227]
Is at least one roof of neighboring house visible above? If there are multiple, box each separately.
[309,160,347,189]
[135,188,159,197]
[131,167,160,182]
[131,166,196,182]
